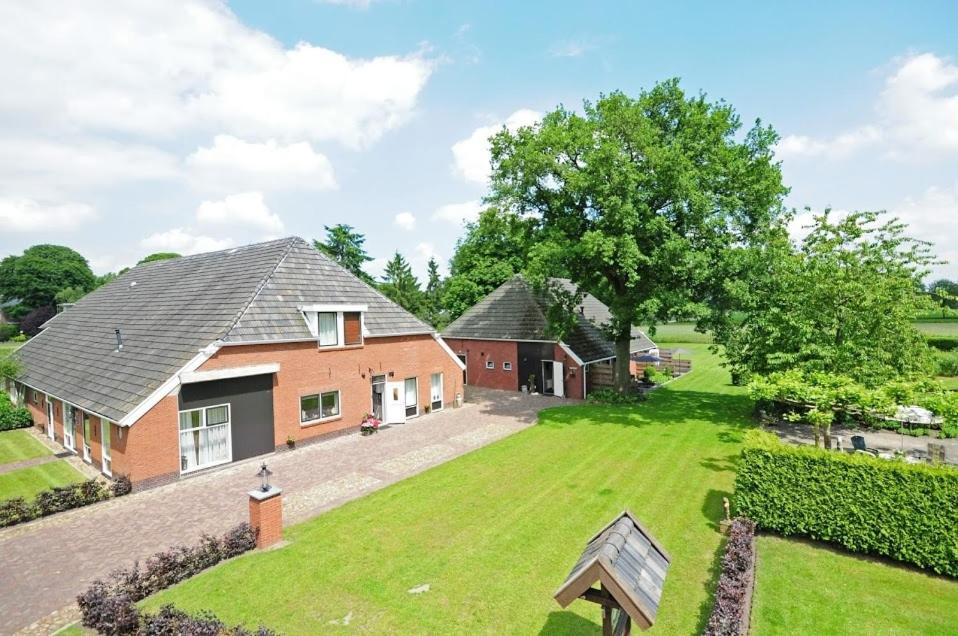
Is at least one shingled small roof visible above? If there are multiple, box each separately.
[554,510,671,631]
[13,237,433,423]
[441,276,655,363]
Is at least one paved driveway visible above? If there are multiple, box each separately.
[2,388,574,635]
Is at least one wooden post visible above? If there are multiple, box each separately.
[248,486,283,549]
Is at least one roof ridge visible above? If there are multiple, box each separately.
[220,238,301,342]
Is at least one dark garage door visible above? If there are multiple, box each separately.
[179,374,275,462]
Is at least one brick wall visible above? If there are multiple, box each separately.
[553,344,585,400]
[442,338,518,392]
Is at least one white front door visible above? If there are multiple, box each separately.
[384,380,406,425]
[63,405,75,451]
[553,362,565,398]
[101,420,112,476]
[46,400,54,439]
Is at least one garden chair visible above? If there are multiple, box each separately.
[851,435,879,456]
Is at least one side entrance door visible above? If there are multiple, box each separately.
[384,380,407,425]
[552,361,565,397]
[46,400,54,439]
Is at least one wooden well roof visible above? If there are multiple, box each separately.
[554,510,671,631]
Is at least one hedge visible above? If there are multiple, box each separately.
[77,523,273,635]
[0,392,32,431]
[0,475,131,527]
[703,518,757,636]
[735,431,958,577]
[928,336,958,352]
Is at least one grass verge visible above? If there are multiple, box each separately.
[0,460,86,502]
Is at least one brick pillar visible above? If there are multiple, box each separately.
[248,486,283,549]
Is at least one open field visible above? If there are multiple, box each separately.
[916,321,958,337]
[0,429,51,465]
[0,460,85,502]
[642,323,713,344]
[752,535,958,635]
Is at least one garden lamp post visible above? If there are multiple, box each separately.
[256,462,273,492]
[248,462,282,549]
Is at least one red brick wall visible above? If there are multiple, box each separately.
[553,344,585,400]
[110,395,180,487]
[442,338,518,392]
[249,492,283,549]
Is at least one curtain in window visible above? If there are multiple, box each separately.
[405,378,418,406]
[318,312,338,346]
[180,428,197,471]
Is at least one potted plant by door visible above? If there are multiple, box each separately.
[286,435,296,450]
[360,413,381,436]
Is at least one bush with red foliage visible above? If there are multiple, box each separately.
[703,518,757,636]
[19,304,55,337]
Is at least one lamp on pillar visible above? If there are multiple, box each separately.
[248,462,283,549]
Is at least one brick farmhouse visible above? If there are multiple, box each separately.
[6,237,464,489]
[442,276,656,400]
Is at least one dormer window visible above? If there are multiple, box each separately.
[300,304,368,348]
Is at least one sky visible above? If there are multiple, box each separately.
[0,0,956,281]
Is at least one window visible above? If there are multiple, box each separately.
[485,360,495,369]
[318,312,338,347]
[405,377,418,417]
[430,373,443,411]
[502,361,513,371]
[178,404,231,473]
[101,420,112,476]
[31,390,39,405]
[63,404,76,451]
[82,413,92,462]
[343,311,362,345]
[301,390,340,423]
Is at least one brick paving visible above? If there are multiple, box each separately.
[2,387,573,635]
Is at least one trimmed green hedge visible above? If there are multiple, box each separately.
[0,393,32,431]
[928,336,958,352]
[735,431,958,577]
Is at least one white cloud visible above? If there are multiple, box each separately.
[195,191,284,234]
[366,256,389,280]
[549,38,598,58]
[451,109,541,184]
[0,1,434,148]
[316,0,376,8]
[0,197,97,232]
[186,135,336,192]
[894,183,958,278]
[432,200,483,225]
[776,52,958,161]
[393,211,416,231]
[140,228,233,255]
[412,241,445,277]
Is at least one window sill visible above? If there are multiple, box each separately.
[317,343,364,351]
[301,415,343,428]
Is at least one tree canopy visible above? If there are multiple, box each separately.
[138,252,181,265]
[714,210,937,386]
[314,224,374,283]
[489,81,788,389]
[0,245,96,316]
[379,252,424,316]
[442,208,537,320]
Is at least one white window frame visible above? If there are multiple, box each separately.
[177,403,233,474]
[404,377,419,418]
[485,360,495,369]
[502,361,513,371]
[301,305,368,349]
[317,311,339,347]
[300,390,342,425]
[430,372,443,412]
[101,419,112,476]
[82,413,92,462]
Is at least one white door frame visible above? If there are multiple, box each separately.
[82,414,92,462]
[63,404,75,451]
[45,400,54,439]
[384,380,406,424]
[430,372,444,412]
[100,419,112,476]
[553,361,565,398]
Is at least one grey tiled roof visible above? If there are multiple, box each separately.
[441,276,655,363]
[14,237,432,422]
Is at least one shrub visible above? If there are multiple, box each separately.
[935,350,958,376]
[703,518,757,636]
[927,336,958,352]
[78,523,268,635]
[0,476,129,528]
[0,497,33,526]
[0,323,17,342]
[735,430,958,576]
[111,474,133,497]
[586,387,646,405]
[0,392,32,431]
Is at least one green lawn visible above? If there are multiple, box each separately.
[0,341,18,358]
[0,460,86,502]
[915,321,958,337]
[146,343,747,634]
[642,323,713,343]
[0,429,52,465]
[752,535,958,635]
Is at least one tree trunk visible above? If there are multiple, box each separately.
[813,425,821,448]
[614,332,632,393]
[823,422,832,450]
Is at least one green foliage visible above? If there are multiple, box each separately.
[0,355,21,380]
[714,211,937,386]
[489,80,787,390]
[442,208,536,320]
[313,224,374,283]
[419,257,448,328]
[927,278,958,310]
[379,252,424,316]
[735,430,958,576]
[0,244,96,311]
[586,387,646,405]
[54,285,87,304]
[0,393,32,431]
[928,336,958,352]
[10,332,27,343]
[0,324,17,342]
[137,252,181,265]
[936,350,958,377]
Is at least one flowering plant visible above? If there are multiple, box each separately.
[360,413,381,435]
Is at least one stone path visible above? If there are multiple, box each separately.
[1,387,574,635]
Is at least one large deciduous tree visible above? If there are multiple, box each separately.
[489,81,788,390]
[715,210,937,386]
[0,245,96,316]
[442,208,538,320]
[313,224,374,283]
